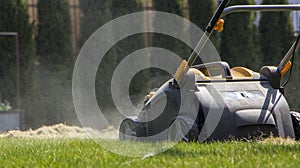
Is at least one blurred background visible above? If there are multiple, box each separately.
[0,0,300,130]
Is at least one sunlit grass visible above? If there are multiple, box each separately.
[0,138,298,167]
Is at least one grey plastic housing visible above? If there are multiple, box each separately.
[120,63,295,141]
[260,66,281,89]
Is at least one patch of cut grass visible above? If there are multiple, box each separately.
[0,138,298,167]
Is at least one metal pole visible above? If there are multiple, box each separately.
[187,0,230,67]
[15,34,20,111]
[188,4,300,67]
[0,32,18,36]
[15,34,24,130]
[221,4,300,18]
[278,39,300,72]
[217,4,300,72]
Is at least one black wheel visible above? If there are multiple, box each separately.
[290,111,300,140]
[167,116,199,142]
[119,118,137,141]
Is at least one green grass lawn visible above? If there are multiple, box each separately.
[0,138,299,167]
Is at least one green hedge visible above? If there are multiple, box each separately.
[152,0,190,59]
[220,0,260,70]
[188,0,219,50]
[0,0,34,128]
[36,0,73,66]
[34,0,76,127]
[79,0,112,48]
[110,0,147,98]
[259,0,294,65]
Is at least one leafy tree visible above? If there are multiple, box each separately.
[109,0,149,106]
[0,0,34,129]
[36,0,73,66]
[79,0,112,48]
[152,0,189,59]
[188,0,219,49]
[220,0,259,70]
[79,0,117,122]
[150,0,192,91]
[259,0,294,65]
[153,0,182,15]
[111,0,143,19]
[35,0,75,126]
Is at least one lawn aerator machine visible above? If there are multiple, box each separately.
[119,0,300,142]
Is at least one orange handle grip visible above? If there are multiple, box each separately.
[280,61,292,76]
